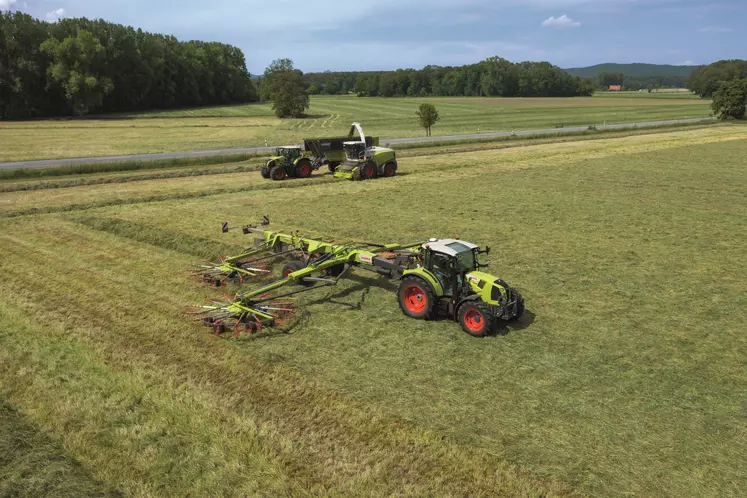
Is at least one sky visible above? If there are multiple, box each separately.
[2,0,744,73]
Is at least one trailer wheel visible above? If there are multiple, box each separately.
[458,302,494,338]
[270,166,286,181]
[398,276,435,319]
[296,159,312,178]
[383,163,397,177]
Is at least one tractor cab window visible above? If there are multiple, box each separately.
[344,142,366,160]
[446,242,477,272]
[278,148,300,161]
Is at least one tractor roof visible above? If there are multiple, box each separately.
[343,141,365,146]
[423,239,478,256]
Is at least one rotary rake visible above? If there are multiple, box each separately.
[192,218,525,338]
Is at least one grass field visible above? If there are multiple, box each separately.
[1,124,745,496]
[0,94,712,162]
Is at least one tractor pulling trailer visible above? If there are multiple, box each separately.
[261,123,398,181]
[195,218,524,338]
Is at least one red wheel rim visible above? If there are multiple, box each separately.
[274,169,286,180]
[363,164,374,179]
[463,309,484,332]
[385,165,395,177]
[283,268,293,278]
[403,285,427,313]
[299,163,311,176]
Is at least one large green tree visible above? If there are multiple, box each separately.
[711,79,747,120]
[41,29,114,115]
[263,58,309,118]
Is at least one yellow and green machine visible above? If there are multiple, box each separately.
[260,123,383,180]
[195,218,524,338]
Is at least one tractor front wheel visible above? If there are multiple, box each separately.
[398,277,435,319]
[270,166,287,181]
[296,159,312,178]
[458,302,495,338]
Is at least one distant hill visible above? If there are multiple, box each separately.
[564,63,698,78]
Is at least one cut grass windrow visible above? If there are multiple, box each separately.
[0,400,118,498]
[0,152,264,181]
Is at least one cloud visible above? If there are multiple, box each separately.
[541,15,581,28]
[698,26,732,33]
[46,8,65,20]
[0,0,17,11]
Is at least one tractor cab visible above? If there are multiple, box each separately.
[343,141,368,160]
[421,239,486,297]
[275,146,303,163]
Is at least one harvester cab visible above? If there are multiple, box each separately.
[260,145,314,181]
[333,122,398,180]
[398,239,524,337]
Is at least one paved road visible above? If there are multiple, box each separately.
[0,117,715,170]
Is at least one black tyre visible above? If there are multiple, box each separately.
[260,163,272,179]
[383,162,397,178]
[397,276,435,319]
[458,302,495,338]
[270,166,287,181]
[295,159,312,178]
[328,162,338,173]
[282,260,313,286]
[212,323,225,334]
[322,263,345,277]
[360,162,376,180]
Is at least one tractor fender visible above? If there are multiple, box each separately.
[399,268,444,297]
[453,294,483,321]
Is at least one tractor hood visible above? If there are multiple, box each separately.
[466,271,500,288]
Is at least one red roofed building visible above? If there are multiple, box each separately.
[608,84,622,91]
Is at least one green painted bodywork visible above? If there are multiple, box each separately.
[401,267,445,296]
[333,146,398,180]
[465,270,507,305]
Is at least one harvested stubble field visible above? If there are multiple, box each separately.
[0,94,711,162]
[1,124,745,497]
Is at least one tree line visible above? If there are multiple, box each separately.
[302,57,595,98]
[0,11,257,118]
[688,59,747,98]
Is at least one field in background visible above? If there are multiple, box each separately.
[1,125,745,496]
[0,94,711,162]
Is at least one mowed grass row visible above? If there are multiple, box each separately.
[1,126,745,496]
[1,125,741,218]
[0,94,711,162]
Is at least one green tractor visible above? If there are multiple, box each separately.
[397,238,524,337]
[333,123,398,180]
[260,146,317,181]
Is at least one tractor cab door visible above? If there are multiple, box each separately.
[426,250,458,297]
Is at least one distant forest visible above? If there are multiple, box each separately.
[301,58,596,98]
[0,12,257,119]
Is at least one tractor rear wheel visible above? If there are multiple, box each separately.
[361,163,376,180]
[383,163,397,177]
[458,302,495,338]
[398,277,435,319]
[270,166,286,181]
[282,260,313,286]
[296,159,312,178]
